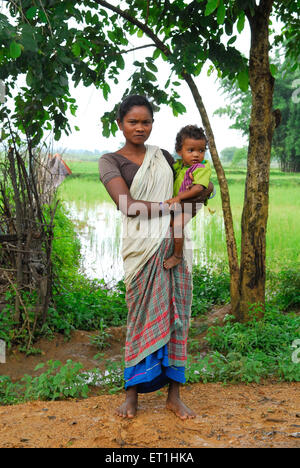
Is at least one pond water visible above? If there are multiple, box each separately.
[64,200,225,285]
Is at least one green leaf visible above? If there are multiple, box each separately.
[227,35,237,46]
[21,25,38,52]
[237,69,249,92]
[72,43,81,57]
[205,0,219,16]
[26,70,33,86]
[34,363,45,371]
[26,6,38,20]
[107,31,115,42]
[145,70,157,82]
[9,41,22,59]
[116,55,125,70]
[137,29,143,38]
[102,82,110,101]
[153,49,161,60]
[270,64,278,77]
[237,13,245,34]
[111,121,118,136]
[217,1,226,25]
[171,100,186,116]
[146,61,158,73]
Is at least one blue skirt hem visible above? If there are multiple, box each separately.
[124,344,185,393]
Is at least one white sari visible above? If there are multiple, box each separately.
[121,145,192,287]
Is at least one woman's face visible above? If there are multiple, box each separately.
[117,105,153,145]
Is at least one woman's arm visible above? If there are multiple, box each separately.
[105,176,167,219]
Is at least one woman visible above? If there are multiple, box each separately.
[98,95,213,420]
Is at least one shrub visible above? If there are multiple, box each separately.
[192,264,230,315]
[186,306,300,384]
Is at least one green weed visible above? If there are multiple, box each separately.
[186,306,300,384]
[89,319,112,350]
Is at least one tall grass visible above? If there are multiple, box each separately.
[58,162,300,271]
[58,160,111,205]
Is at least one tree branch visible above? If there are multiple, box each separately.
[91,0,171,56]
[117,43,156,56]
[259,0,275,16]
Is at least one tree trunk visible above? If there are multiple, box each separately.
[182,73,240,313]
[7,147,23,322]
[234,1,275,321]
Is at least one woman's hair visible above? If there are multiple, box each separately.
[175,125,208,152]
[117,95,154,122]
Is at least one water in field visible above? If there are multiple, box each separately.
[59,164,300,283]
[64,200,123,285]
[63,199,225,285]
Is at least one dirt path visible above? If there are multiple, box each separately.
[1,310,300,448]
[1,382,300,448]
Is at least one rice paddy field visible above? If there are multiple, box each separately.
[57,160,300,278]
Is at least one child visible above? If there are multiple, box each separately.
[163,125,212,269]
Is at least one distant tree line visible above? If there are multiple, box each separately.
[215,56,300,173]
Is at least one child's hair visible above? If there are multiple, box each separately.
[175,125,208,152]
[117,95,154,122]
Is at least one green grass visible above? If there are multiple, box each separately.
[58,161,111,205]
[58,162,300,270]
[205,168,300,269]
[186,306,300,384]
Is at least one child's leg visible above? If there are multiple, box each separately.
[164,211,190,270]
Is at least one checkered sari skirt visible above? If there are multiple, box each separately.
[124,233,192,368]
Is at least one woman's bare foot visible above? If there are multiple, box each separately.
[166,381,196,420]
[116,386,138,419]
[163,255,182,270]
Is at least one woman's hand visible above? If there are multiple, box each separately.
[164,195,182,212]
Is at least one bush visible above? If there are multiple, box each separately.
[267,265,300,311]
[192,264,230,315]
[186,306,300,384]
[45,202,127,336]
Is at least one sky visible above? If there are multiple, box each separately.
[1,1,255,156]
[57,57,248,156]
[56,18,253,156]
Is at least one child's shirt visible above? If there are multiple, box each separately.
[173,160,212,197]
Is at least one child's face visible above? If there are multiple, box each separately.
[178,138,206,166]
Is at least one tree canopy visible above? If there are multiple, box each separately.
[1,0,298,146]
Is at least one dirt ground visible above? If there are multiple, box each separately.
[1,307,300,449]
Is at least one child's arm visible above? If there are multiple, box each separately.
[165,184,204,205]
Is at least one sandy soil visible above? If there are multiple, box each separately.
[1,382,300,448]
[1,308,300,449]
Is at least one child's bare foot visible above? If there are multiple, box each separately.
[116,387,138,419]
[163,255,182,270]
[166,395,196,420]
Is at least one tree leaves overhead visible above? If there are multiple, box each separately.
[0,0,299,144]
